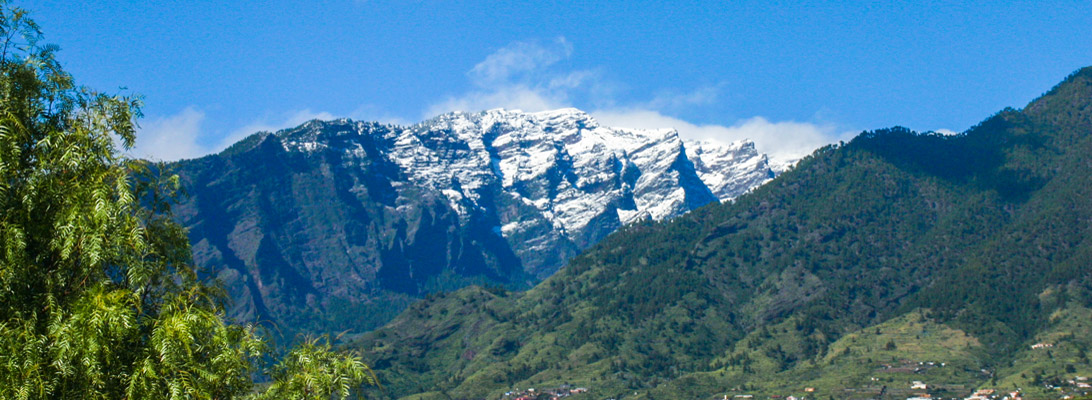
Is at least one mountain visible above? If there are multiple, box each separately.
[169,108,774,336]
[351,67,1092,400]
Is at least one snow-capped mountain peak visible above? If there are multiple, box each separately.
[685,139,776,200]
[275,108,774,277]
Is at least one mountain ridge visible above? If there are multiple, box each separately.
[351,67,1092,400]
[170,108,776,336]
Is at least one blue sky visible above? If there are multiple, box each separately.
[21,1,1092,162]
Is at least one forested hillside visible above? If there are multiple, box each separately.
[352,67,1092,400]
[170,109,773,339]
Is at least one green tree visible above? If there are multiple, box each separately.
[255,338,378,400]
[0,3,373,398]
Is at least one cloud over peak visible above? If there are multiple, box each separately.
[135,37,852,165]
[469,37,573,87]
[592,109,853,169]
[429,37,851,166]
[427,37,606,116]
[133,108,339,161]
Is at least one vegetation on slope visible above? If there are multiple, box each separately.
[353,67,1092,399]
[0,4,373,398]
[171,121,535,340]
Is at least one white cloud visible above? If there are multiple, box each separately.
[468,37,572,87]
[934,128,959,136]
[131,106,208,161]
[426,37,596,117]
[426,38,853,166]
[427,84,569,117]
[592,108,854,168]
[346,105,413,126]
[139,38,853,165]
[641,84,725,111]
[548,70,596,91]
[225,109,336,148]
[132,108,340,161]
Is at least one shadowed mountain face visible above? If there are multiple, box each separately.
[350,68,1092,400]
[170,109,774,336]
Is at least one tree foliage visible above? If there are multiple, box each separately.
[256,338,378,400]
[0,2,372,398]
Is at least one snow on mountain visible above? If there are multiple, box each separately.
[172,108,779,335]
[685,139,775,200]
[276,108,774,278]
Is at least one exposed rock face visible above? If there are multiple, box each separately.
[172,108,774,334]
